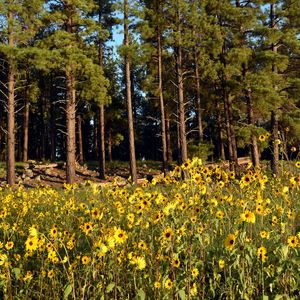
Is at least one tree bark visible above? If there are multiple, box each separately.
[77,114,83,163]
[66,65,76,184]
[98,105,105,178]
[216,100,225,160]
[194,47,203,142]
[166,110,172,163]
[50,97,56,162]
[271,110,279,175]
[7,10,15,185]
[94,115,99,160]
[124,0,137,183]
[98,2,106,179]
[176,1,188,164]
[223,90,238,173]
[23,71,30,162]
[246,89,260,167]
[270,3,279,175]
[107,128,112,162]
[157,22,168,175]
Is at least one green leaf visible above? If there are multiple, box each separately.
[106,283,115,293]
[137,289,146,300]
[63,284,73,299]
[12,268,21,280]
[262,296,269,300]
[281,245,289,260]
[178,289,186,300]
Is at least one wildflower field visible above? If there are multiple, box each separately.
[0,159,300,299]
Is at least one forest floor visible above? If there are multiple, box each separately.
[0,157,253,188]
[0,160,163,188]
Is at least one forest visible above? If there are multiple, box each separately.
[0,0,300,185]
[1,1,300,299]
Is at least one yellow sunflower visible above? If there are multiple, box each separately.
[164,278,173,290]
[224,234,236,251]
[25,236,38,252]
[114,227,128,244]
[287,236,298,248]
[257,246,267,262]
[162,227,174,241]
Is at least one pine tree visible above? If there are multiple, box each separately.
[44,0,108,184]
[0,0,44,185]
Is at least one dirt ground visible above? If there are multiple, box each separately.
[0,161,162,188]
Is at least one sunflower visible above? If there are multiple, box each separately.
[164,278,173,290]
[240,210,256,223]
[127,213,135,224]
[242,174,252,185]
[91,208,101,219]
[191,268,199,278]
[257,246,267,262]
[191,283,198,296]
[82,256,90,265]
[49,227,58,239]
[256,204,264,215]
[219,259,225,269]
[0,254,8,266]
[172,257,180,268]
[224,234,236,251]
[271,216,278,226]
[114,227,128,244]
[258,134,266,142]
[154,281,161,289]
[216,210,224,219]
[5,241,14,250]
[138,240,147,250]
[25,236,38,252]
[81,222,93,235]
[47,269,55,279]
[260,231,270,239]
[287,236,298,248]
[295,161,300,168]
[136,256,146,270]
[162,227,174,241]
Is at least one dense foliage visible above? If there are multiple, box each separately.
[0,1,299,184]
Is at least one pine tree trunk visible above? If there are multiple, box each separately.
[99,105,105,178]
[224,90,238,173]
[228,94,238,172]
[77,114,83,163]
[7,10,15,186]
[194,47,203,142]
[98,4,106,179]
[94,115,99,160]
[271,111,279,175]
[124,0,137,183]
[66,66,76,184]
[23,72,30,162]
[157,25,167,175]
[166,111,172,163]
[216,101,225,160]
[108,128,112,162]
[176,2,188,164]
[50,99,56,162]
[23,97,29,162]
[246,89,260,167]
[270,4,279,175]
[223,90,233,163]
